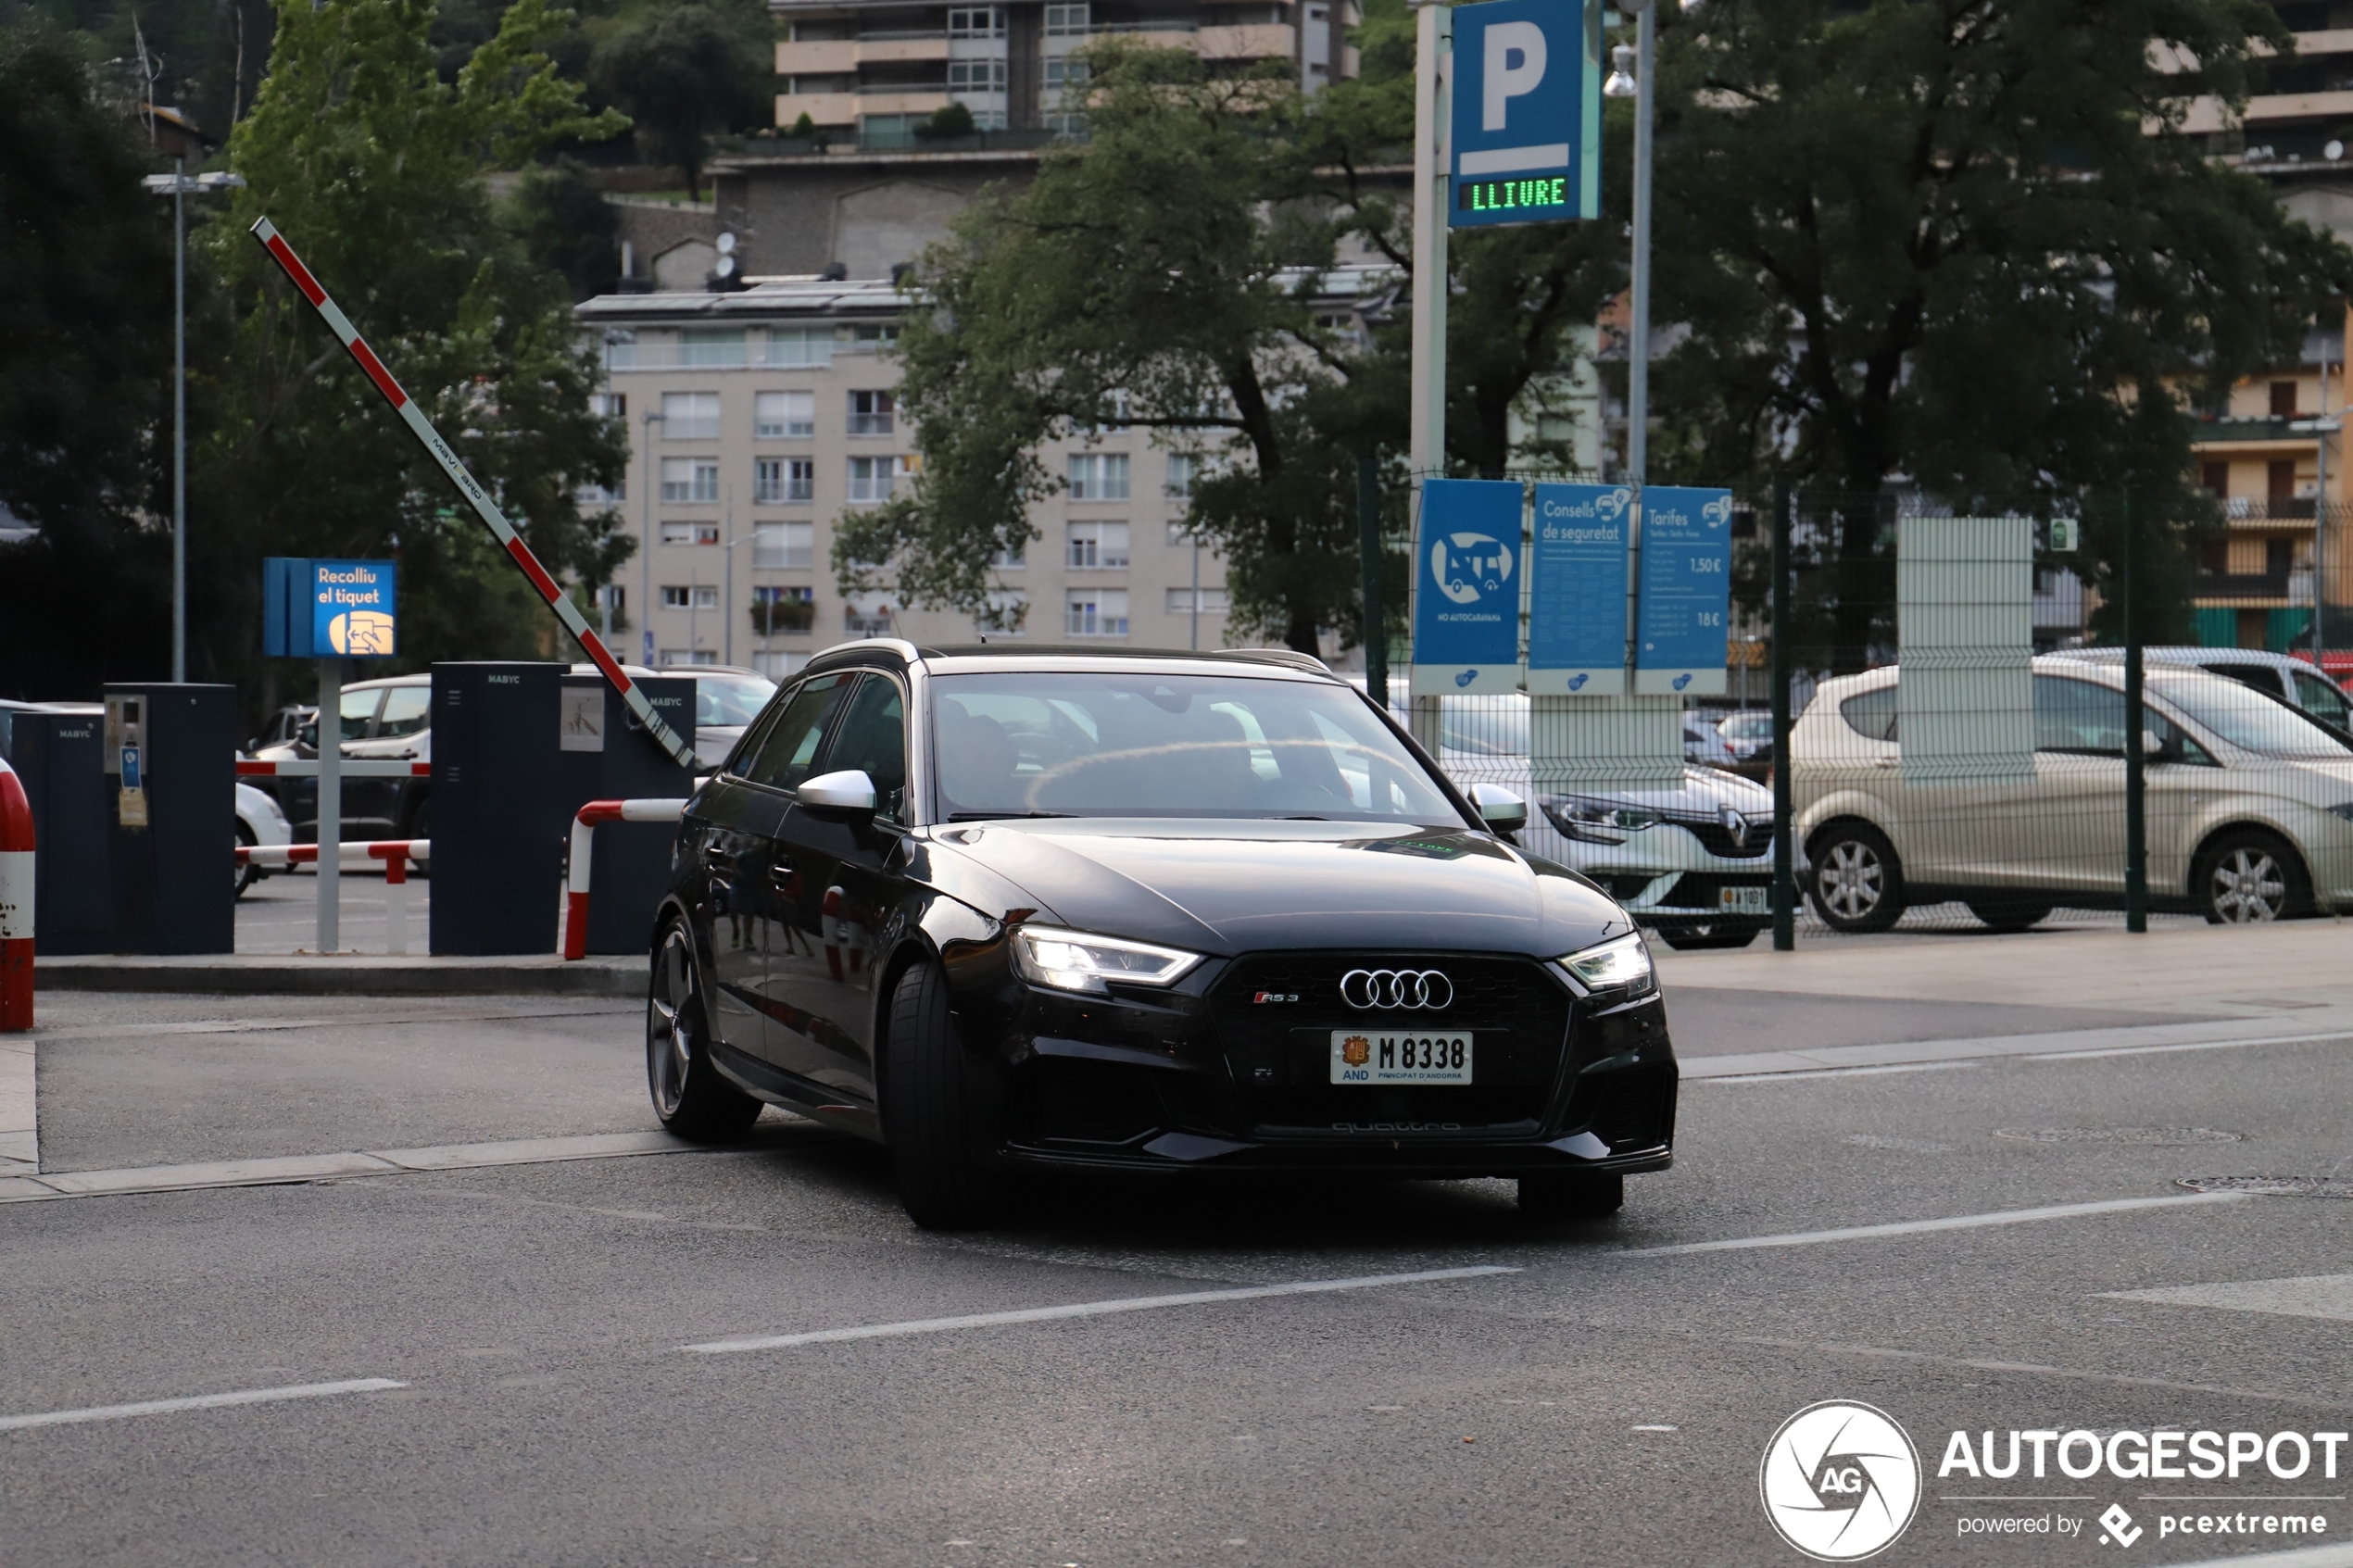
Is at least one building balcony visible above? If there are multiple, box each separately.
[2221,497,2319,521]
[1197,22,1295,59]
[2195,570,2316,604]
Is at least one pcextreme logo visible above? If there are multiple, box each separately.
[1761,1400,1923,1562]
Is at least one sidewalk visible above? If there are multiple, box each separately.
[32,952,646,997]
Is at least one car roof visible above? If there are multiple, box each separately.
[2051,646,2313,671]
[804,639,1338,682]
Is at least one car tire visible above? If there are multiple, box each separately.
[234,822,259,900]
[1518,1170,1624,1220]
[2196,830,2309,924]
[1806,822,1906,934]
[647,918,762,1140]
[1655,922,1762,951]
[885,958,1002,1230]
[1964,899,2050,933]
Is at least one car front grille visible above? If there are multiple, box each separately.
[1207,953,1573,1136]
[1661,810,1770,859]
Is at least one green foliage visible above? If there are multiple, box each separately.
[588,4,768,199]
[509,155,622,299]
[915,101,975,141]
[788,110,815,137]
[0,16,176,696]
[195,0,633,693]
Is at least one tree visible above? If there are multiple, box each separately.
[510,156,623,300]
[1646,0,2353,663]
[0,17,177,697]
[193,0,633,708]
[589,4,766,201]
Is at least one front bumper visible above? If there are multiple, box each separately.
[977,951,1679,1177]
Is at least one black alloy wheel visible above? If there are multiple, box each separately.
[1517,1170,1624,1220]
[885,959,1002,1230]
[234,822,259,900]
[1964,899,2051,934]
[1655,922,1762,951]
[647,919,761,1138]
[1806,822,1906,934]
[2196,830,2308,924]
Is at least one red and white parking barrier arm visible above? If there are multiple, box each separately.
[564,800,687,960]
[0,757,33,1033]
[236,759,428,778]
[237,840,428,956]
[247,217,701,773]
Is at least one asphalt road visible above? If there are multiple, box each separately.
[6,947,2352,1567]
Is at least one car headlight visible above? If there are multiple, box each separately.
[2330,803,2353,822]
[1556,933,1655,995]
[1541,797,1663,846]
[1010,924,1204,994]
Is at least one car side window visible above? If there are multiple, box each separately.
[2202,662,2289,700]
[741,673,853,794]
[2294,670,2352,730]
[817,674,908,824]
[2033,675,2202,760]
[375,685,430,739]
[1839,684,1898,742]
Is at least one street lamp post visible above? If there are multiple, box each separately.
[141,162,245,684]
[639,408,665,665]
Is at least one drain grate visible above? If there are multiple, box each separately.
[2175,1175,2353,1198]
[1994,1127,2246,1146]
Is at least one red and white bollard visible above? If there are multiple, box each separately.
[0,757,33,1033]
[563,798,687,960]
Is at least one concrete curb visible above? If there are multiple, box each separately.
[32,955,648,998]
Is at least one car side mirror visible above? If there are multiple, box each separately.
[799,768,877,821]
[1469,782,1528,833]
[2142,729,2166,759]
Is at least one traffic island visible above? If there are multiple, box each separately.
[31,952,647,997]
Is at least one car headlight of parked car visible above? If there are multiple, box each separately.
[1555,933,1655,996]
[1542,797,1663,846]
[1010,925,1205,994]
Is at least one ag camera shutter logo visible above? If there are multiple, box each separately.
[1760,1400,1921,1561]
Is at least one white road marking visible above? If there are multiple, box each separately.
[2102,1272,2353,1324]
[0,1377,407,1434]
[680,1265,1520,1355]
[1680,1011,2353,1080]
[1617,1191,2251,1257]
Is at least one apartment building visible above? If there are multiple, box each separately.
[774,0,1360,144]
[576,272,1390,674]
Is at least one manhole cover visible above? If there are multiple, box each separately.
[1994,1127,2246,1145]
[2175,1175,2353,1198]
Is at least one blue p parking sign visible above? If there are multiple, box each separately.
[1449,0,1601,228]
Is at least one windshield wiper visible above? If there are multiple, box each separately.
[948,810,1072,822]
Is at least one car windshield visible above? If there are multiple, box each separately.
[697,673,776,727]
[2152,671,2353,759]
[932,671,1466,822]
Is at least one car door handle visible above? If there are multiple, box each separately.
[703,845,734,871]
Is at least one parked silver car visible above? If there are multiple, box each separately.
[1793,657,2353,929]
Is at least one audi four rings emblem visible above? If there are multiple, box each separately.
[1340,969,1453,1010]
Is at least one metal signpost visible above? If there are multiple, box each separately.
[263,556,398,954]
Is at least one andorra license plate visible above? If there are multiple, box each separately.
[1329,1031,1474,1085]
[1719,885,1770,915]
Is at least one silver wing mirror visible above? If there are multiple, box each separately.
[1469,782,1528,832]
[798,769,877,818]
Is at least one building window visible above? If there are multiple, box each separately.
[2202,461,2230,498]
[1066,588,1128,637]
[1045,2,1088,34]
[591,392,626,420]
[764,329,834,369]
[753,521,815,569]
[660,521,722,546]
[1067,452,1129,500]
[949,57,1008,91]
[752,584,815,634]
[661,392,721,439]
[1067,521,1129,570]
[948,6,1005,35]
[756,391,815,438]
[1164,453,1197,498]
[679,329,746,368]
[661,584,720,609]
[845,321,900,346]
[993,541,1026,569]
[661,458,720,503]
[1166,586,1229,613]
[977,589,1027,634]
[1044,56,1089,88]
[845,592,896,636]
[754,458,814,504]
[1044,111,1088,137]
[848,455,913,502]
[848,390,896,436]
[2271,381,2300,419]
[752,650,810,680]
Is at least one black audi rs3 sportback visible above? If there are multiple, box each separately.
[647,641,1678,1227]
